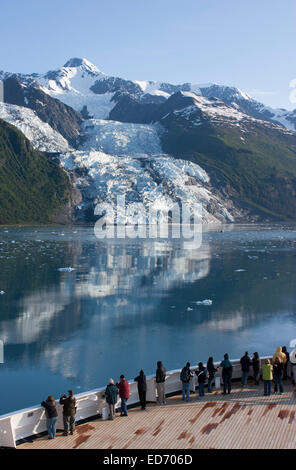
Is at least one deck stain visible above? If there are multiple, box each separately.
[262,403,277,416]
[73,434,91,448]
[211,402,227,418]
[218,403,229,416]
[135,428,146,435]
[152,419,165,436]
[177,430,190,440]
[188,436,195,445]
[220,402,241,423]
[247,408,253,416]
[201,422,219,435]
[189,402,216,424]
[76,423,95,434]
[278,410,289,420]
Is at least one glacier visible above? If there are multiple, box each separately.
[0,98,236,224]
[79,119,163,156]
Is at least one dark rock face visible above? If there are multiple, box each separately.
[90,76,142,96]
[3,77,82,147]
[109,91,198,124]
[2,76,26,106]
[109,93,159,123]
[152,91,197,121]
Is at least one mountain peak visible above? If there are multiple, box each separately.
[63,58,101,74]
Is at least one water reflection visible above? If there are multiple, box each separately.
[0,225,296,413]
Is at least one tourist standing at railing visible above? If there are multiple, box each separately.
[262,359,273,396]
[134,370,147,410]
[252,352,260,385]
[155,361,166,405]
[59,390,76,436]
[207,357,218,393]
[272,346,287,365]
[282,346,290,380]
[41,396,58,440]
[104,379,119,420]
[273,357,284,394]
[240,352,251,387]
[220,353,233,395]
[196,362,207,398]
[116,375,130,416]
[180,362,193,402]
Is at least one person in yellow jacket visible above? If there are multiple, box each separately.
[262,359,273,396]
[272,346,287,364]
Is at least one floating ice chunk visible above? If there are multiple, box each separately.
[248,256,258,259]
[196,299,213,306]
[0,291,5,295]
[57,267,75,272]
[187,307,194,311]
[235,269,246,272]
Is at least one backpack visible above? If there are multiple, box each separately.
[180,367,190,382]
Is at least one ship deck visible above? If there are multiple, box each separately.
[18,382,296,450]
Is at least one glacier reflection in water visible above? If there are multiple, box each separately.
[0,224,296,414]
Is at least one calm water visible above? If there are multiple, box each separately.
[0,224,296,414]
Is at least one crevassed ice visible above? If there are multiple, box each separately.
[79,119,163,156]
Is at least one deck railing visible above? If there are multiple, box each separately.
[0,356,272,448]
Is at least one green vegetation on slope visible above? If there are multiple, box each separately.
[0,118,72,224]
[161,115,296,219]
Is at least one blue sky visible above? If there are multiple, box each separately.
[1,0,295,109]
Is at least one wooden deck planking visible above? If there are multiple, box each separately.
[18,383,296,450]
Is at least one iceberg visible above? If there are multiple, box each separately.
[57,267,75,272]
[196,299,212,306]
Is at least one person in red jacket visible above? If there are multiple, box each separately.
[116,374,130,416]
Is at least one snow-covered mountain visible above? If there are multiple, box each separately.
[1,57,295,130]
[1,58,296,224]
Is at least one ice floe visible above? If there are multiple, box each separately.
[57,267,75,272]
[196,299,213,306]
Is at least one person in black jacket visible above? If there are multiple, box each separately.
[41,396,58,439]
[252,352,260,385]
[60,390,76,436]
[180,362,194,402]
[220,353,233,394]
[134,370,147,410]
[196,362,207,398]
[240,352,251,387]
[282,346,290,380]
[105,379,119,420]
[273,357,284,394]
[155,361,166,405]
[207,357,218,393]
